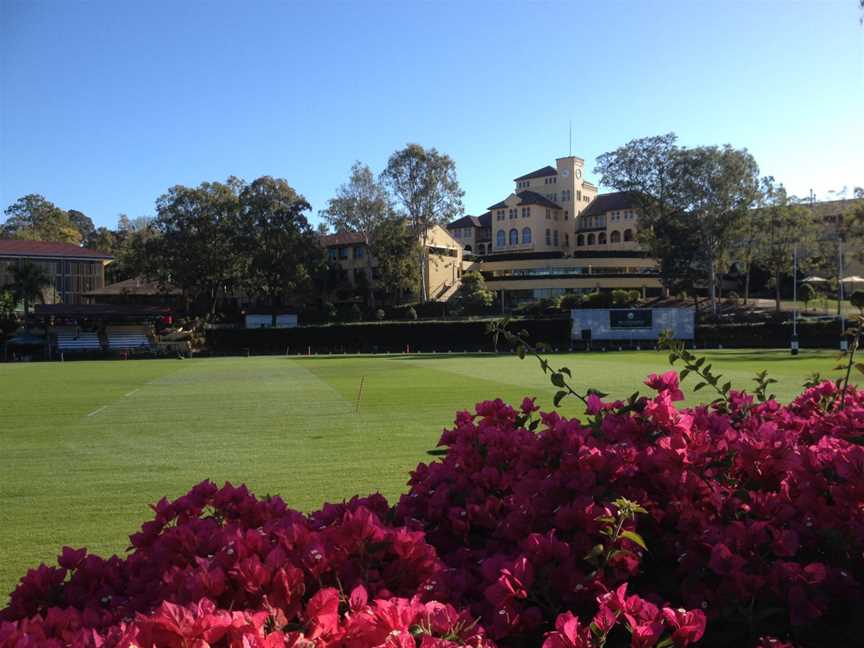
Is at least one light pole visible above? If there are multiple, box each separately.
[839,239,847,351]
[791,245,799,355]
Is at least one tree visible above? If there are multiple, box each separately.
[801,282,817,312]
[595,134,760,315]
[320,162,392,309]
[2,194,82,244]
[369,217,420,306]
[851,291,864,314]
[458,271,494,315]
[754,180,818,312]
[146,179,244,315]
[4,260,52,319]
[67,210,95,242]
[236,176,323,326]
[382,144,464,301]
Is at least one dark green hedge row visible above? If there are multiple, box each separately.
[205,318,572,354]
[205,319,857,355]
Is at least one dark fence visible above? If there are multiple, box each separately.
[696,320,855,349]
[205,318,572,355]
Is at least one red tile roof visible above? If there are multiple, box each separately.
[0,239,113,259]
[320,231,365,247]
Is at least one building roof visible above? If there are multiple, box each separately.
[488,191,563,211]
[34,303,171,318]
[0,239,113,260]
[580,191,641,218]
[320,231,365,247]
[85,277,182,296]
[513,165,557,182]
[447,211,491,229]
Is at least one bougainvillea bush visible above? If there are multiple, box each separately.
[2,355,864,646]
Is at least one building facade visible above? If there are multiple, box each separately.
[447,156,662,304]
[321,224,463,302]
[0,240,112,305]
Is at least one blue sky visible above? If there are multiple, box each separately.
[1,1,862,230]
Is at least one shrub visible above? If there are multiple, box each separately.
[3,353,864,646]
[349,303,363,322]
[850,290,864,314]
[559,293,583,310]
[582,291,614,308]
[725,290,740,305]
[405,306,418,321]
[375,308,386,321]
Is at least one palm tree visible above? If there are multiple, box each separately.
[5,260,52,319]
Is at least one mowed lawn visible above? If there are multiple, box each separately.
[0,349,852,599]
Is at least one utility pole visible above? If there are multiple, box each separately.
[791,245,799,355]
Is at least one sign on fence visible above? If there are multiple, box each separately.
[245,314,298,329]
[571,308,694,341]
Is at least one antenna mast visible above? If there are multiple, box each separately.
[569,120,572,156]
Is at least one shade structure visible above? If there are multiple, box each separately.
[840,276,864,284]
[801,276,829,283]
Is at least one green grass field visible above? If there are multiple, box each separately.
[0,349,854,600]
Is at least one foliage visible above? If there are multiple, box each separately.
[3,260,52,318]
[595,134,761,316]
[801,283,817,311]
[1,194,83,244]
[457,271,495,315]
[850,291,864,314]
[560,294,583,310]
[320,162,393,309]
[370,217,421,306]
[375,308,386,321]
[582,291,613,309]
[405,305,418,321]
[611,289,635,307]
[382,144,464,301]
[754,179,818,313]
[236,176,323,325]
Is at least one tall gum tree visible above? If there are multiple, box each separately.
[382,144,464,302]
[320,162,392,309]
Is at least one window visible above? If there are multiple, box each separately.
[509,208,516,219]
[564,210,569,220]
[354,246,365,258]
[577,190,582,201]
[553,230,559,246]
[464,244,472,252]
[554,211,559,221]
[338,247,348,260]
[497,210,504,221]
[353,268,365,281]
[611,230,621,243]
[577,234,584,247]
[545,229,551,245]
[598,232,607,245]
[509,228,519,245]
[521,207,530,218]
[497,230,506,247]
[453,229,460,238]
[624,229,634,241]
[546,209,551,219]
[564,233,570,247]
[587,233,595,245]
[522,227,532,244]
[328,249,337,261]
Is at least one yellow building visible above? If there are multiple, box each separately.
[321,224,463,302]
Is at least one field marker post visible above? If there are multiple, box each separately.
[355,376,365,414]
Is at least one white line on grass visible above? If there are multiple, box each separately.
[87,405,108,417]
[125,389,140,397]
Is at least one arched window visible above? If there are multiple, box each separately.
[545,229,551,245]
[496,230,505,248]
[464,244,472,252]
[522,227,532,244]
[577,234,584,247]
[624,229,634,242]
[509,228,519,245]
[598,232,607,245]
[610,230,621,243]
[587,233,595,245]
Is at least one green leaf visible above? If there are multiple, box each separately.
[856,363,864,376]
[679,368,690,380]
[560,367,572,377]
[551,372,565,388]
[620,530,648,551]
[721,381,732,394]
[693,382,707,391]
[668,353,677,365]
[694,356,706,368]
[516,345,526,360]
[553,390,568,407]
[426,449,448,457]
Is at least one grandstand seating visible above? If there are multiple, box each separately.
[106,325,152,351]
[54,327,102,352]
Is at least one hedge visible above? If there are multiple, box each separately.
[205,318,573,354]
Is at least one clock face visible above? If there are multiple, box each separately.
[576,169,582,178]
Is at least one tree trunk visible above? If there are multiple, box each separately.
[709,260,718,316]
[365,239,375,310]
[744,261,751,305]
[774,274,782,313]
[419,230,429,303]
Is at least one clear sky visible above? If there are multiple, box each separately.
[1,1,862,230]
